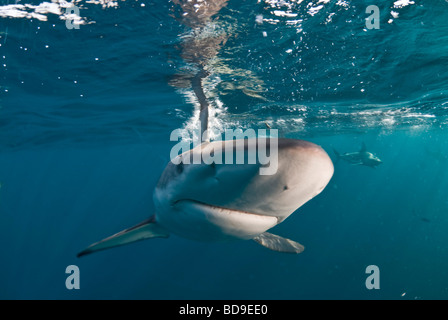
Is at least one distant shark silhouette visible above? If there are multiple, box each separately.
[78,139,334,257]
[333,143,382,168]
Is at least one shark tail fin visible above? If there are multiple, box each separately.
[253,232,305,254]
[77,216,169,258]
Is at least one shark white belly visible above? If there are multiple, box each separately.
[157,200,278,241]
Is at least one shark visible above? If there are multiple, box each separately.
[333,143,382,168]
[77,1,334,258]
[77,138,334,257]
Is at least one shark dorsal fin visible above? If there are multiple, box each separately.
[191,69,210,143]
[360,142,367,153]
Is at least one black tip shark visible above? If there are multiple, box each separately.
[78,139,334,257]
[333,143,382,168]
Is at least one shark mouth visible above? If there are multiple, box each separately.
[174,199,279,220]
[172,199,279,240]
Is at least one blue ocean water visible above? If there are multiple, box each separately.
[0,0,448,299]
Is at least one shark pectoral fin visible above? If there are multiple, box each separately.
[77,217,169,258]
[253,232,305,254]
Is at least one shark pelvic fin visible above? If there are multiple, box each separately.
[253,232,305,254]
[77,216,169,257]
